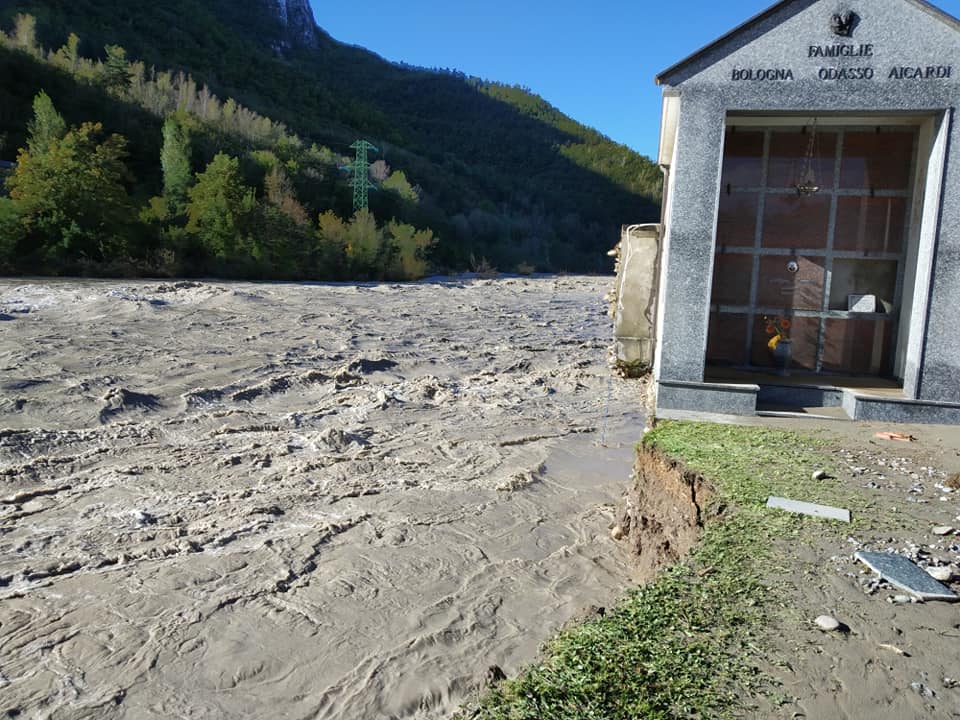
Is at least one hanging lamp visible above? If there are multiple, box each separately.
[796,119,821,196]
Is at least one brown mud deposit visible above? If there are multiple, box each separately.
[0,277,647,719]
[616,445,712,581]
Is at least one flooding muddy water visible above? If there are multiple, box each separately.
[0,276,646,719]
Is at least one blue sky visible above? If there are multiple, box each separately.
[310,1,960,160]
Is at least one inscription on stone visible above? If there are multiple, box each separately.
[819,66,875,80]
[727,41,953,83]
[809,44,874,58]
[731,68,795,81]
[888,65,953,80]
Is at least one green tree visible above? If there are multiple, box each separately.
[0,197,24,270]
[26,91,66,157]
[102,44,131,93]
[7,122,136,268]
[185,153,255,259]
[160,116,192,211]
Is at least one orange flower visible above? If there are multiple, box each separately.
[781,319,791,330]
[765,324,775,334]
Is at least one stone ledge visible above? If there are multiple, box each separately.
[844,391,960,425]
[656,379,759,417]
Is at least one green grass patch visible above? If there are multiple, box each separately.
[460,421,871,719]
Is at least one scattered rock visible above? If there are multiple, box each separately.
[932,526,955,536]
[911,682,936,698]
[610,525,624,541]
[888,594,921,604]
[926,566,955,582]
[814,615,841,632]
[811,470,829,481]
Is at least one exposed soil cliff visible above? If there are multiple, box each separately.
[616,443,713,581]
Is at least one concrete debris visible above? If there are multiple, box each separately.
[855,551,959,602]
[767,497,851,523]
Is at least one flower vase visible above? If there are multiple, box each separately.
[772,339,793,376]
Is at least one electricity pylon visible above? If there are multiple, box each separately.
[346,140,378,212]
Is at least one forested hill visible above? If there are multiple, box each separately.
[0,0,661,276]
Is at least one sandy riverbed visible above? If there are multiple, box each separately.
[0,276,647,719]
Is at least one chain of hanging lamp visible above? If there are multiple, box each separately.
[796,119,821,196]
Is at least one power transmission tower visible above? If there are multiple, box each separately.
[346,139,379,212]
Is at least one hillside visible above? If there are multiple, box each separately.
[0,0,661,275]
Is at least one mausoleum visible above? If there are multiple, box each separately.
[644,0,960,423]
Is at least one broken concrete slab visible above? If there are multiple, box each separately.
[855,551,959,602]
[766,497,851,523]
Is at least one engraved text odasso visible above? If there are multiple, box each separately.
[729,42,953,82]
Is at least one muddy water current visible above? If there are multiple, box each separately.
[0,276,646,719]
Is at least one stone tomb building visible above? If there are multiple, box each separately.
[651,0,960,423]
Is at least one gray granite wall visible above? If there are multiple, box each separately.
[655,92,726,383]
[917,108,959,401]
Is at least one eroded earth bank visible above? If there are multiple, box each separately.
[0,276,647,719]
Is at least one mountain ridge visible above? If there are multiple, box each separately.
[0,0,661,273]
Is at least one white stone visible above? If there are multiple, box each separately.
[932,526,955,536]
[889,594,918,604]
[926,566,955,582]
[811,470,828,481]
[814,615,841,631]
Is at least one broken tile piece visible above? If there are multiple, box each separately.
[855,551,959,602]
[766,497,851,522]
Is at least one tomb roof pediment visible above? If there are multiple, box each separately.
[656,0,960,86]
